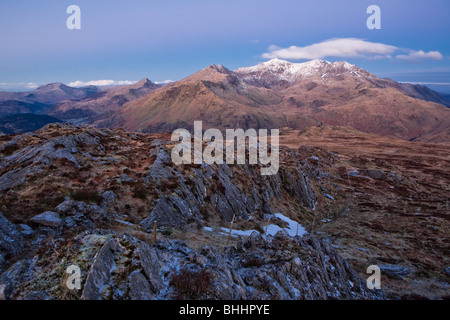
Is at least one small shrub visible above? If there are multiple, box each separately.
[132,184,147,200]
[217,184,226,194]
[162,228,173,236]
[170,267,212,300]
[1,144,20,156]
[69,189,102,204]
[160,177,180,192]
[183,164,202,170]
[200,206,211,220]
[54,144,66,150]
[242,255,264,268]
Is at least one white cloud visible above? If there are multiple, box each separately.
[154,80,174,85]
[67,80,138,87]
[395,50,443,63]
[262,38,443,64]
[0,82,40,91]
[262,38,398,60]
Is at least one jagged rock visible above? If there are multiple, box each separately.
[379,265,411,279]
[444,267,450,277]
[55,199,102,230]
[101,190,116,207]
[323,193,335,200]
[81,239,121,300]
[128,271,153,300]
[0,258,37,298]
[360,169,387,181]
[215,164,250,221]
[134,242,163,292]
[0,212,25,256]
[141,144,316,227]
[30,211,63,228]
[78,232,383,300]
[0,283,12,300]
[18,224,35,237]
[280,169,316,208]
[150,139,172,165]
[0,129,100,193]
[140,196,191,229]
[55,198,76,214]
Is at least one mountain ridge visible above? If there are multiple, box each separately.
[94,59,450,143]
[48,78,160,121]
[1,61,449,140]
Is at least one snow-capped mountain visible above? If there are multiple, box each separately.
[234,58,375,86]
[94,59,450,142]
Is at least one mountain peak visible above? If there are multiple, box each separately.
[234,59,376,84]
[235,59,332,82]
[133,78,156,88]
[206,64,230,73]
[35,82,68,91]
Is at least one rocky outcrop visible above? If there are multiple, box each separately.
[81,239,121,300]
[0,212,25,266]
[141,143,316,228]
[0,124,101,194]
[78,232,383,300]
[55,198,105,230]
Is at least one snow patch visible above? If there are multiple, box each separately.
[204,213,307,238]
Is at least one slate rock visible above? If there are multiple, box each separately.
[0,212,25,256]
[128,271,153,300]
[31,211,63,228]
[379,265,411,279]
[81,239,120,300]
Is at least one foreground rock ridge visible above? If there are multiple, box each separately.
[79,233,382,300]
[0,123,383,300]
[0,124,449,300]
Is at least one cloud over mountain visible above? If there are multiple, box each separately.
[262,38,398,60]
[262,38,443,63]
[67,80,138,87]
[396,50,443,63]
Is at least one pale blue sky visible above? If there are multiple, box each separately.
[0,0,449,91]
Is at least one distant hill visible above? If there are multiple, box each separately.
[0,83,99,106]
[0,113,63,134]
[48,78,160,121]
[0,100,51,118]
[0,83,100,121]
[397,83,450,107]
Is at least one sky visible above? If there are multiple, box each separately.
[1,0,449,92]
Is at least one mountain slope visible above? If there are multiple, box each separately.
[96,65,319,132]
[96,59,450,142]
[0,83,99,106]
[21,83,99,105]
[0,83,100,119]
[397,83,450,107]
